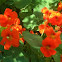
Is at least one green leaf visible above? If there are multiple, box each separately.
[19,34,23,38]
[33,0,53,12]
[13,0,32,9]
[22,14,39,30]
[5,0,14,5]
[3,53,29,62]
[58,44,62,49]
[45,57,51,62]
[0,26,6,36]
[22,31,42,48]
[15,56,29,62]
[0,45,4,51]
[0,36,2,41]
[3,56,14,62]
[0,0,6,6]
[22,43,44,62]
[19,12,32,19]
[34,12,43,20]
[2,44,23,58]
[56,46,62,54]
[49,0,59,10]
[0,53,3,60]
[60,33,62,40]
[53,51,60,62]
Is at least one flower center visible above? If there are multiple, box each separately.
[46,46,50,49]
[7,35,12,40]
[8,17,11,20]
[55,16,58,21]
[8,15,11,20]
[50,35,56,39]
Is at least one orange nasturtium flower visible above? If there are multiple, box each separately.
[57,2,62,11]
[0,27,19,50]
[38,24,45,34]
[11,25,26,34]
[0,8,18,27]
[40,37,58,57]
[44,27,61,46]
[48,13,62,26]
[4,8,18,26]
[38,20,48,34]
[11,25,26,43]
[41,7,49,14]
[0,14,8,27]
[41,7,62,26]
[41,7,52,20]
[38,24,49,34]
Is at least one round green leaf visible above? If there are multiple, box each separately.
[13,0,32,9]
[22,31,42,48]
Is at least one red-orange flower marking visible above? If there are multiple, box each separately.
[40,37,57,57]
[0,27,19,50]
[30,30,34,34]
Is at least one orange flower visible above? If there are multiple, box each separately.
[0,14,8,27]
[0,14,7,23]
[41,7,49,13]
[48,14,62,26]
[44,27,55,36]
[11,25,26,34]
[4,8,18,25]
[38,24,45,34]
[41,7,62,26]
[40,37,57,57]
[11,25,26,43]
[41,7,52,20]
[0,8,18,27]
[45,27,61,38]
[38,21,49,34]
[4,8,18,19]
[44,27,61,46]
[57,2,62,11]
[0,27,19,50]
